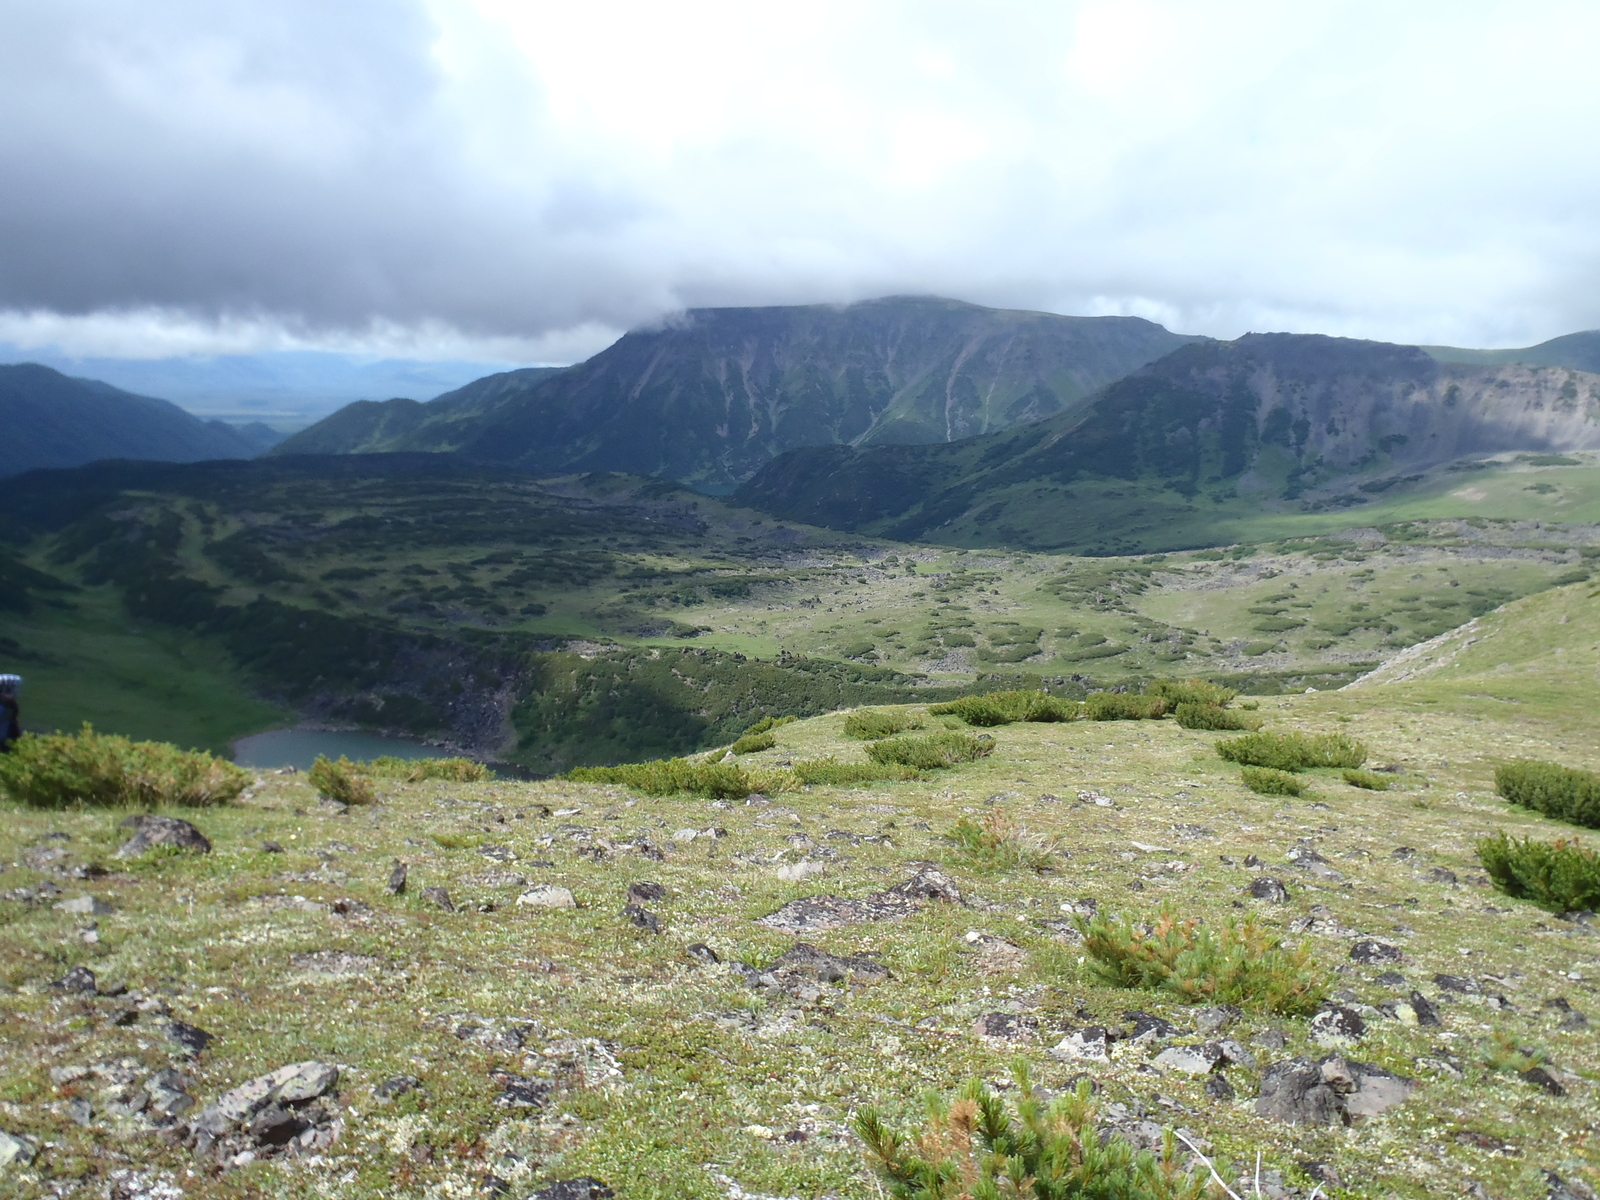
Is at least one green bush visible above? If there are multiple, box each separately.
[1085,692,1168,721]
[1495,759,1600,829]
[1342,768,1392,791]
[1172,702,1254,731]
[1216,730,1368,771]
[792,759,921,786]
[843,709,924,740]
[309,755,377,805]
[1477,832,1600,913]
[731,731,777,754]
[0,724,248,809]
[855,1069,1208,1200]
[1241,766,1304,796]
[743,714,797,736]
[928,689,1076,727]
[1146,678,1236,707]
[1077,906,1330,1015]
[948,812,1058,872]
[362,755,492,782]
[565,757,766,799]
[866,732,994,770]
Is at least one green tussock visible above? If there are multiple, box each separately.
[790,759,923,786]
[1494,759,1600,829]
[866,732,995,770]
[1084,692,1169,721]
[928,690,1077,727]
[1077,906,1331,1015]
[742,714,798,736]
[1216,730,1368,771]
[947,812,1059,872]
[855,1069,1209,1200]
[842,709,924,740]
[564,757,771,799]
[0,724,247,809]
[1145,678,1237,707]
[1342,768,1393,791]
[1240,766,1305,796]
[1173,702,1255,731]
[308,755,378,805]
[731,731,777,754]
[1477,832,1600,913]
[361,756,492,783]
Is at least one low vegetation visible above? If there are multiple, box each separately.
[855,1071,1208,1200]
[1077,907,1330,1015]
[743,714,798,736]
[362,756,492,783]
[947,811,1059,873]
[0,725,247,809]
[564,757,767,799]
[1215,730,1368,772]
[929,689,1077,726]
[731,731,777,754]
[1172,702,1255,731]
[791,759,922,786]
[1145,678,1236,707]
[1239,766,1305,796]
[865,732,995,770]
[1477,832,1600,913]
[308,755,378,806]
[842,709,924,740]
[1084,692,1169,721]
[1342,768,1393,791]
[1494,759,1600,829]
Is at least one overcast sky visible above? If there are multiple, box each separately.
[3,0,1598,364]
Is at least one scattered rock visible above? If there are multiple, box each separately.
[775,861,826,882]
[54,895,114,916]
[622,903,662,933]
[1543,998,1589,1030]
[420,886,454,912]
[144,1068,196,1118]
[1120,1011,1178,1045]
[1311,1006,1367,1045]
[518,885,576,909]
[528,1180,614,1200]
[1216,1038,1255,1068]
[1254,1028,1288,1051]
[1050,1027,1111,1064]
[1374,970,1407,987]
[1391,846,1417,860]
[491,1071,555,1108]
[1427,867,1459,885]
[1255,1058,1346,1126]
[1154,1044,1223,1075]
[186,1061,340,1164]
[756,862,962,932]
[166,1021,214,1056]
[1435,973,1479,995]
[290,951,382,980]
[1326,1056,1419,1117]
[1204,1073,1235,1100]
[686,943,720,965]
[0,1130,39,1168]
[53,964,98,993]
[1194,1005,1241,1036]
[1520,1067,1565,1096]
[769,942,889,984]
[261,841,285,853]
[385,860,407,896]
[1299,1162,1343,1190]
[477,844,517,863]
[1350,939,1403,964]
[67,1097,93,1125]
[627,881,666,903]
[116,815,211,858]
[1247,876,1290,902]
[973,1012,1039,1043]
[1543,1170,1585,1200]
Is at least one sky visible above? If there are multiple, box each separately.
[3,0,1599,368]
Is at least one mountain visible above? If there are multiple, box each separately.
[735,332,1600,552]
[1425,330,1600,373]
[269,297,1201,491]
[0,363,278,477]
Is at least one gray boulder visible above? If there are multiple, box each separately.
[117,816,211,858]
[1256,1057,1346,1125]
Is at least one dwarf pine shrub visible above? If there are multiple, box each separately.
[928,689,1077,726]
[565,757,764,799]
[866,732,994,770]
[1240,766,1304,796]
[791,759,922,786]
[1494,759,1600,829]
[948,811,1058,872]
[843,709,924,740]
[731,731,777,754]
[743,714,797,736]
[362,756,491,783]
[309,755,377,805]
[1477,832,1600,913]
[0,725,249,809]
[1085,692,1169,721]
[1077,906,1330,1015]
[1172,702,1255,731]
[1216,730,1368,771]
[855,1068,1209,1200]
[1146,678,1236,707]
[1342,768,1393,791]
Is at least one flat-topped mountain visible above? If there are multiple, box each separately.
[269,297,1200,491]
[0,363,281,477]
[735,332,1600,549]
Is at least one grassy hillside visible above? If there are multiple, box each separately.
[2,585,1597,1198]
[1426,329,1600,373]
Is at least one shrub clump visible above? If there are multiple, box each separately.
[866,732,995,770]
[1077,906,1330,1015]
[856,1068,1209,1200]
[948,811,1058,872]
[731,731,776,754]
[363,755,491,782]
[1495,759,1600,829]
[309,755,377,805]
[1216,730,1368,771]
[1477,832,1600,913]
[929,690,1076,726]
[1172,702,1255,731]
[1146,678,1236,707]
[1240,766,1305,796]
[0,725,248,809]
[1342,768,1392,791]
[843,708,924,740]
[743,714,797,736]
[1085,692,1169,721]
[565,757,768,799]
[791,759,922,786]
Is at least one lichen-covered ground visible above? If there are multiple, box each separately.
[2,583,1598,1200]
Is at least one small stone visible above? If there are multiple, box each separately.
[145,1068,195,1118]
[1374,970,1406,987]
[1434,973,1479,994]
[1247,876,1290,902]
[385,860,407,896]
[1256,1057,1345,1126]
[274,1061,339,1103]
[770,942,890,984]
[1051,1027,1111,1063]
[1427,867,1458,885]
[67,1097,93,1125]
[627,881,666,903]
[775,860,826,881]
[1120,1011,1177,1045]
[261,841,285,853]
[477,844,516,863]
[1154,1044,1223,1075]
[53,965,97,994]
[1299,1162,1343,1190]
[1544,1170,1584,1200]
[686,943,720,965]
[492,1073,554,1108]
[673,828,700,842]
[375,1075,420,1098]
[527,1178,614,1200]
[115,815,211,858]
[1311,1006,1366,1045]
[1216,1038,1255,1068]
[166,1021,214,1055]
[518,885,576,909]
[55,895,113,915]
[1350,939,1403,964]
[972,1012,1039,1043]
[420,886,454,912]
[1194,1005,1241,1036]
[0,1130,38,1167]
[622,903,662,933]
[1409,991,1442,1026]
[1204,1073,1234,1101]
[1521,1066,1565,1096]
[1254,1028,1288,1051]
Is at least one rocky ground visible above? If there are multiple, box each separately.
[2,648,1598,1197]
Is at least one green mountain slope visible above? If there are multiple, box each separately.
[735,333,1600,552]
[271,297,1200,491]
[0,363,273,477]
[1425,328,1600,373]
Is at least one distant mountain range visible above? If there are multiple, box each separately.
[0,364,283,477]
[734,333,1600,550]
[270,297,1201,491]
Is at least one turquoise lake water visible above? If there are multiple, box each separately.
[232,728,450,770]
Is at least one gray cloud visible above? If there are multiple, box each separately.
[2,0,1598,359]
